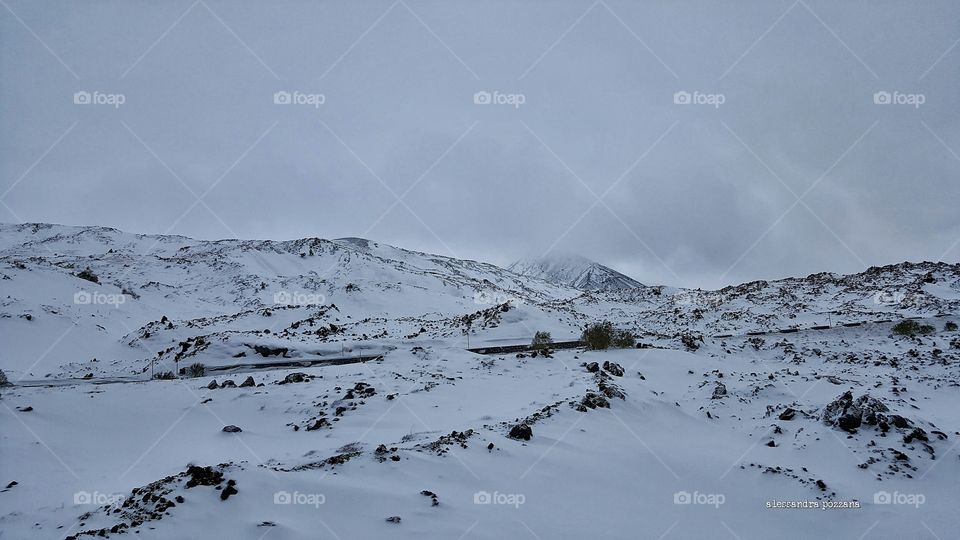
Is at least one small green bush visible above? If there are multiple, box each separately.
[919,324,935,335]
[944,321,957,332]
[892,320,921,336]
[531,331,553,350]
[612,328,636,348]
[582,321,614,350]
[154,371,176,380]
[582,322,635,350]
[187,363,206,377]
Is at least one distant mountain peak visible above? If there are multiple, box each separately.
[507,252,644,290]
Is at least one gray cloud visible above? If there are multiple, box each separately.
[2,0,958,288]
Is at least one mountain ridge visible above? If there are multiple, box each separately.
[507,252,644,290]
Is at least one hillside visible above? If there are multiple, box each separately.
[1,224,959,539]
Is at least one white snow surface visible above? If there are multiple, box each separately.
[508,252,645,290]
[1,223,959,539]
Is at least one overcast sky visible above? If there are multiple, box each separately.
[2,0,958,288]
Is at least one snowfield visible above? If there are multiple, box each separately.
[1,224,959,539]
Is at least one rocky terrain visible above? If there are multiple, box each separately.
[1,223,959,539]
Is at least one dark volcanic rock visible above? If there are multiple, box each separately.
[222,425,242,433]
[602,361,624,377]
[508,423,533,441]
[220,480,238,501]
[778,408,796,421]
[576,392,610,411]
[305,418,329,431]
[280,372,308,384]
[822,392,889,432]
[185,465,224,488]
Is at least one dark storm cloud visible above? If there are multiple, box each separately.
[1,0,958,288]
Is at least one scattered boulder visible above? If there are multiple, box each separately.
[508,424,533,441]
[889,415,911,429]
[904,428,928,444]
[280,372,308,384]
[420,490,439,506]
[585,362,599,373]
[385,516,401,524]
[222,425,242,433]
[239,376,256,388]
[576,392,610,411]
[602,361,624,377]
[220,379,236,388]
[253,345,288,357]
[219,479,238,501]
[206,380,218,390]
[822,392,889,433]
[711,382,727,399]
[305,418,329,431]
[778,408,796,421]
[185,465,224,488]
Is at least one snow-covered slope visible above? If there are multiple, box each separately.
[2,223,960,539]
[507,253,644,290]
[0,223,585,378]
[1,223,958,379]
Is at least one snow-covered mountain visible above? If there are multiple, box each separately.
[507,253,644,290]
[1,223,958,379]
[3,223,960,540]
